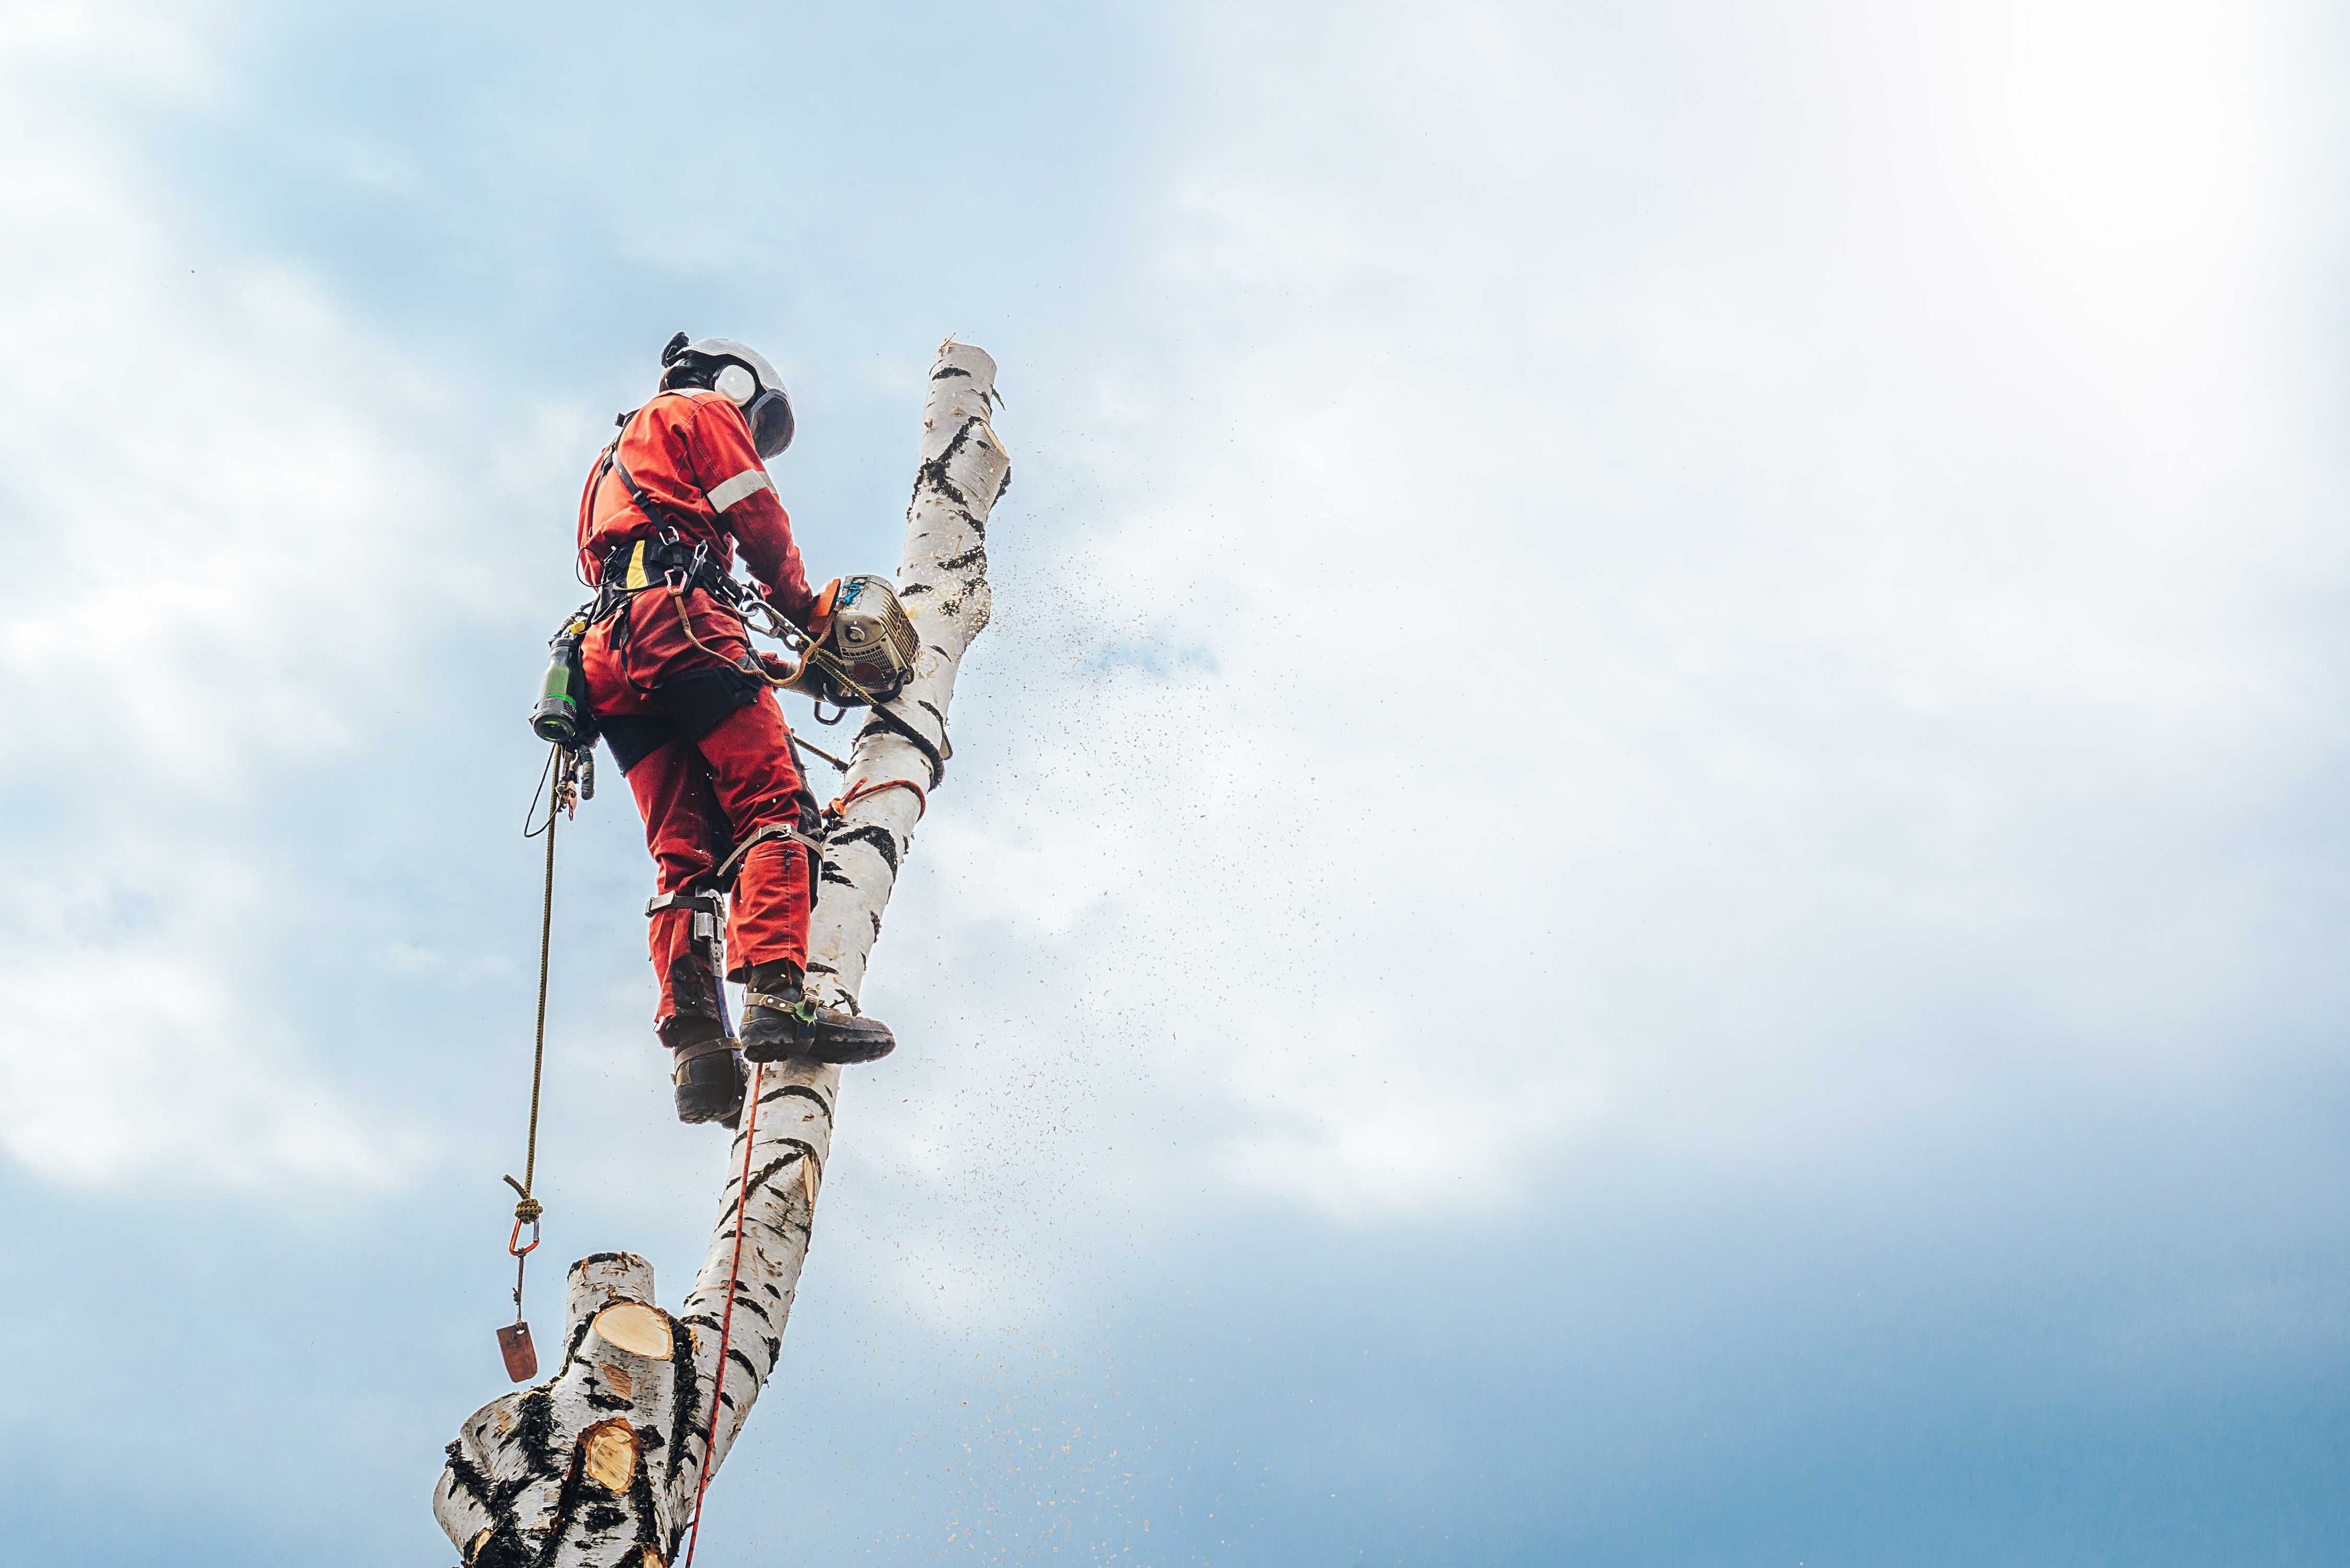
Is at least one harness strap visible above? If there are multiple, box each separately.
[743,988,818,1021]
[670,1033,735,1071]
[592,402,766,608]
[647,890,723,917]
[709,821,825,892]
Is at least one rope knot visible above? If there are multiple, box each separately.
[513,1194,544,1225]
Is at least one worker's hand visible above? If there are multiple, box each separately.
[757,651,803,687]
[807,578,842,640]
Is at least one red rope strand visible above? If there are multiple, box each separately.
[680,1059,762,1568]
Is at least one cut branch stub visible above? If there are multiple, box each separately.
[436,1253,688,1566]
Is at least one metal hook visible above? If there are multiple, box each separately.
[503,1173,543,1256]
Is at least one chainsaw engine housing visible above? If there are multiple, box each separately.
[804,574,920,708]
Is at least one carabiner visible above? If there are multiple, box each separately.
[503,1173,544,1256]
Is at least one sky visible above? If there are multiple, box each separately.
[3,1,2347,1563]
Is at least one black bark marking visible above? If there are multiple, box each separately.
[717,1140,820,1228]
[664,1308,703,1490]
[854,704,945,785]
[441,1432,534,1567]
[556,1314,598,1380]
[511,1389,560,1495]
[937,546,985,572]
[913,419,979,508]
[442,1440,494,1504]
[831,823,900,876]
[625,1425,666,1558]
[520,1428,593,1568]
[469,1526,532,1568]
[758,1082,835,1121]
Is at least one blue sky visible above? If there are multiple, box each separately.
[4,1,2347,1563]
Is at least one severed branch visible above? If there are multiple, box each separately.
[434,342,1009,1567]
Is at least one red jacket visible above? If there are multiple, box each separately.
[576,388,817,623]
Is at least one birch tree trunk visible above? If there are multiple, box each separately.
[434,341,1009,1567]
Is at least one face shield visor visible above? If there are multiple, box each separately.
[743,386,796,458]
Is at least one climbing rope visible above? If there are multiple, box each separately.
[503,745,575,1341]
[680,1058,764,1568]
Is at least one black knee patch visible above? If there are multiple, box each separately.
[654,664,764,740]
[601,714,680,774]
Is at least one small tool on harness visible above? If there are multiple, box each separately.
[788,732,851,773]
[495,744,587,1383]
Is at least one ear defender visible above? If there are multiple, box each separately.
[661,331,691,366]
[713,363,758,405]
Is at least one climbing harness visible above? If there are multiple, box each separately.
[578,406,919,722]
[496,744,591,1382]
[680,1057,765,1568]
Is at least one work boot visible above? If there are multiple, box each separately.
[671,1035,748,1127]
[737,959,896,1065]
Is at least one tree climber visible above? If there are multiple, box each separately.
[575,333,896,1127]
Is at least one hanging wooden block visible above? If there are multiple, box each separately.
[497,1321,538,1382]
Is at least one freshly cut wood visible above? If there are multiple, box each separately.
[592,1302,672,1359]
[434,341,1009,1566]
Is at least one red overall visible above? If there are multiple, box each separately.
[575,387,822,1046]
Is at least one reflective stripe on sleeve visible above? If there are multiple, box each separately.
[706,469,772,511]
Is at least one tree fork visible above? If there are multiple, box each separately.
[434,341,1009,1566]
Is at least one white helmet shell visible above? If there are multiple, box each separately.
[676,336,795,457]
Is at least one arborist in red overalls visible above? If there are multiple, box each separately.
[577,333,895,1126]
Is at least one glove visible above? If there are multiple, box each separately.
[807,578,841,640]
[757,651,804,687]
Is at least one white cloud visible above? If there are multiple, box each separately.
[863,0,2338,1231]
[0,7,503,1187]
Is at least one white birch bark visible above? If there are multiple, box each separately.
[434,341,1009,1567]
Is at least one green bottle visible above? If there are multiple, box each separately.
[531,620,589,746]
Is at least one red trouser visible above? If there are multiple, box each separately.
[580,585,814,1045]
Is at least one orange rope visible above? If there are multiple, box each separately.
[828,777,928,822]
[680,1058,763,1568]
[668,583,782,685]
